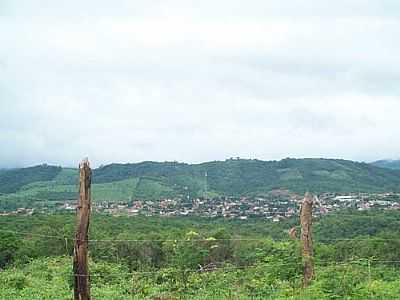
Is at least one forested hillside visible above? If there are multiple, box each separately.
[371,159,400,170]
[1,158,400,210]
[0,165,62,194]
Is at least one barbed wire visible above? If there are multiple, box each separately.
[47,259,400,278]
[2,228,400,244]
[85,237,400,243]
[0,229,68,240]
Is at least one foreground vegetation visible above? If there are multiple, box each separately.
[1,211,400,299]
[3,255,400,299]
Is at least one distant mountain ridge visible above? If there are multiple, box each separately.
[371,159,400,170]
[1,158,400,209]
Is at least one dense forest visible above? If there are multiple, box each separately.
[372,160,400,170]
[1,210,400,299]
[1,158,400,210]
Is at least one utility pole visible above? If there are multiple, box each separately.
[73,158,92,300]
[204,171,208,200]
[300,192,314,287]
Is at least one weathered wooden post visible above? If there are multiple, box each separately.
[73,158,92,300]
[300,192,314,287]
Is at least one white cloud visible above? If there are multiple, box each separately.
[1,1,399,167]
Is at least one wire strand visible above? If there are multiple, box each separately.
[2,228,400,243]
[66,260,400,278]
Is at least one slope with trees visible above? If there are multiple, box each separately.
[1,158,400,210]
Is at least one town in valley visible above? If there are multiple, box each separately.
[4,191,400,221]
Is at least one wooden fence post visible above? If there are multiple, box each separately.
[300,192,314,287]
[73,158,92,300]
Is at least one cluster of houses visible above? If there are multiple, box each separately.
[0,207,34,216]
[2,192,400,220]
[317,192,400,212]
[62,192,400,220]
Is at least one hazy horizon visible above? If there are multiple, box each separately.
[2,156,397,169]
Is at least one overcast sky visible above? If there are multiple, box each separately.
[1,1,400,167]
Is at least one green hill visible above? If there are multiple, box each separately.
[371,159,400,170]
[1,158,400,209]
[0,165,62,194]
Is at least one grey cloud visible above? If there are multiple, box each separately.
[3,0,400,18]
[1,1,400,167]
